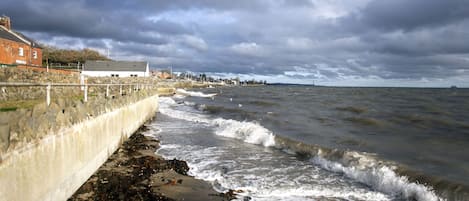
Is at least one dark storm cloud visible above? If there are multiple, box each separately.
[0,0,186,44]
[355,0,469,32]
[331,0,469,82]
[1,0,469,86]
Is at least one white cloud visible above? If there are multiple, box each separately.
[286,37,315,50]
[230,42,265,57]
[180,35,208,51]
[148,9,236,25]
[310,0,372,19]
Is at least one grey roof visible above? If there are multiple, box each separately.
[0,26,42,48]
[14,31,42,48]
[84,60,148,72]
[0,27,25,44]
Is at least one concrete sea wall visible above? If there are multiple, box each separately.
[0,94,159,201]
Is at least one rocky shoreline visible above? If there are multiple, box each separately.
[68,126,237,201]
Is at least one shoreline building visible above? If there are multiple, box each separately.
[0,16,42,66]
[83,60,150,77]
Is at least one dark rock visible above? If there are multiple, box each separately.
[69,132,233,201]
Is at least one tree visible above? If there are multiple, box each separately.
[42,45,110,66]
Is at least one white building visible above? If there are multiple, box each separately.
[82,60,150,77]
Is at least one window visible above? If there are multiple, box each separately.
[33,51,37,59]
[18,47,24,56]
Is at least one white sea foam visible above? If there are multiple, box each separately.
[183,101,196,106]
[159,144,392,201]
[157,96,444,201]
[159,97,276,147]
[158,97,211,124]
[249,187,391,201]
[312,156,443,201]
[159,96,178,105]
[212,118,276,147]
[175,89,217,98]
[173,94,187,99]
[159,144,182,149]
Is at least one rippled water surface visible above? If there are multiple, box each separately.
[144,86,469,201]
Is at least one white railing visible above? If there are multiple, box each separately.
[0,82,157,106]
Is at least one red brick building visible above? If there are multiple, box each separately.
[0,16,42,66]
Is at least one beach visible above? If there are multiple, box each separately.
[68,125,237,201]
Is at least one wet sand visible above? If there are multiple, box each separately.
[68,126,237,201]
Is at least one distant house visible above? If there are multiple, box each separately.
[82,60,150,77]
[0,16,42,66]
[156,70,172,79]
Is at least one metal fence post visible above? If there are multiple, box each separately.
[84,84,88,102]
[120,85,122,96]
[46,83,51,106]
[106,84,110,98]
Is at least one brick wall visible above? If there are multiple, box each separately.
[0,38,42,66]
[17,65,79,75]
[31,47,42,66]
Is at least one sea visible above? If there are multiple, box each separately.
[142,86,469,201]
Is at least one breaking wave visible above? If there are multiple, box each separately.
[159,97,275,147]
[212,118,276,147]
[158,96,446,201]
[275,136,445,201]
[175,88,217,98]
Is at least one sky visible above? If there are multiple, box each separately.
[1,0,469,87]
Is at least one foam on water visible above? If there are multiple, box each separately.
[213,118,276,147]
[159,97,275,147]
[157,141,392,201]
[312,156,441,201]
[175,89,217,98]
[159,97,211,124]
[156,96,445,201]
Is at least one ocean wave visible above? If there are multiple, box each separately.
[345,117,384,126]
[202,105,238,114]
[275,136,444,201]
[336,106,367,114]
[158,96,446,201]
[248,100,279,107]
[212,118,276,147]
[312,156,441,201]
[157,139,392,201]
[158,97,275,147]
[158,97,211,124]
[175,88,217,98]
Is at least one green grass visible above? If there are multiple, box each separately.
[0,94,83,112]
[0,107,17,112]
[0,99,43,112]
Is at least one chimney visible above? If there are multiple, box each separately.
[0,16,11,30]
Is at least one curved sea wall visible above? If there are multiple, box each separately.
[0,94,159,201]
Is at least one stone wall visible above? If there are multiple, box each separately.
[0,86,157,154]
[0,67,81,101]
[0,67,195,101]
[0,93,159,201]
[0,67,206,154]
[0,66,216,158]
